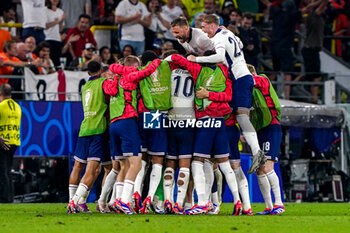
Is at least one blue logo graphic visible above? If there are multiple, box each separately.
[17,101,83,156]
[143,110,162,129]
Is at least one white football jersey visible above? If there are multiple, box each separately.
[168,68,195,120]
[196,29,251,80]
[179,28,214,56]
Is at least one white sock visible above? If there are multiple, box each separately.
[234,167,251,210]
[78,190,90,204]
[134,160,147,194]
[163,167,174,201]
[147,163,163,202]
[219,161,240,203]
[236,114,260,155]
[176,167,190,208]
[156,200,164,210]
[69,184,78,201]
[266,170,283,206]
[203,160,214,202]
[191,161,207,205]
[121,180,134,203]
[116,182,124,200]
[108,182,117,205]
[257,174,273,209]
[99,169,118,204]
[170,181,175,203]
[211,191,219,206]
[184,202,192,211]
[72,183,88,204]
[214,168,223,203]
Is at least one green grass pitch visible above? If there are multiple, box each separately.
[0,203,349,233]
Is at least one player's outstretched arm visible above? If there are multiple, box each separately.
[126,59,162,83]
[120,59,162,90]
[194,47,225,64]
[102,76,119,96]
[109,62,138,75]
[166,60,181,71]
[169,54,201,81]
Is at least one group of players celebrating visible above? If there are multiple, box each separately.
[67,15,285,216]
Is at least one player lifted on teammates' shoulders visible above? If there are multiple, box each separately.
[187,14,266,174]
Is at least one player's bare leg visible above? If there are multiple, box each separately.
[101,163,112,186]
[133,153,148,212]
[164,159,176,214]
[203,159,214,206]
[68,161,85,201]
[77,164,102,210]
[231,161,252,215]
[184,157,208,215]
[97,161,119,213]
[118,156,141,214]
[216,157,242,216]
[68,161,101,213]
[208,162,220,214]
[108,160,120,207]
[257,160,284,215]
[184,176,194,211]
[141,155,164,214]
[171,158,191,214]
[236,109,266,174]
[214,164,223,204]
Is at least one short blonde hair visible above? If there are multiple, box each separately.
[203,14,220,25]
[124,55,141,67]
[247,64,256,75]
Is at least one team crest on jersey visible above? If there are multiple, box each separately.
[85,89,92,108]
[205,75,214,88]
[151,69,159,82]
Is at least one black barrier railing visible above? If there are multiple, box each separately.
[0,75,25,79]
[324,35,350,40]
[253,71,331,103]
[271,81,326,103]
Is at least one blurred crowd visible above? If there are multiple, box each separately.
[0,0,349,102]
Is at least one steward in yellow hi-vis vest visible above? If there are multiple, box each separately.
[0,87,21,146]
[0,83,22,203]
